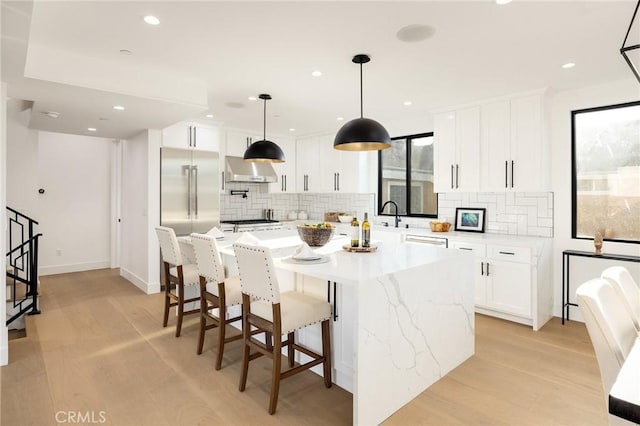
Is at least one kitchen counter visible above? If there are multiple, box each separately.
[182,228,475,425]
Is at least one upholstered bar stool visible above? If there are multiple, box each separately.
[602,266,640,332]
[190,233,243,370]
[155,226,200,337]
[576,278,638,426]
[233,242,332,415]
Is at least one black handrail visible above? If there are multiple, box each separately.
[6,207,41,326]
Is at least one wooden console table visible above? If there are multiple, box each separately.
[562,249,640,324]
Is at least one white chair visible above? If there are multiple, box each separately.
[576,278,639,425]
[233,242,332,415]
[190,233,243,370]
[155,226,200,337]
[601,266,640,332]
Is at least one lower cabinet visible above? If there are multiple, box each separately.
[450,238,551,330]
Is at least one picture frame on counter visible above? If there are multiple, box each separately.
[454,208,486,233]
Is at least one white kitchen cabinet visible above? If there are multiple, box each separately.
[481,93,548,191]
[224,130,262,158]
[449,237,550,330]
[296,133,374,194]
[269,136,296,193]
[162,121,220,152]
[433,107,481,192]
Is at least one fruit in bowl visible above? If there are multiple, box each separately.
[430,221,451,232]
[297,222,335,247]
[337,214,353,223]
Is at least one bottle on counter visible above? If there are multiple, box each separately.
[350,215,360,247]
[362,213,370,247]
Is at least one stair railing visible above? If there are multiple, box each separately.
[6,206,42,326]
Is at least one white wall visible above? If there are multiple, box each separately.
[119,129,160,294]
[550,78,640,320]
[6,101,38,218]
[2,82,9,366]
[36,131,113,275]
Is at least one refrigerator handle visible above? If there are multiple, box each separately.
[193,165,199,218]
[182,165,192,217]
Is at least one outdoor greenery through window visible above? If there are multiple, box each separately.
[378,133,437,218]
[572,101,640,243]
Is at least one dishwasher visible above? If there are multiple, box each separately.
[403,233,448,248]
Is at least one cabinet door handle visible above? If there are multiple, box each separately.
[486,262,490,276]
[221,171,225,190]
[337,172,340,191]
[481,261,484,276]
[505,161,508,188]
[511,161,514,188]
[499,251,515,255]
[188,126,192,147]
[333,173,337,191]
[451,164,454,189]
[193,126,197,148]
[284,175,287,191]
[459,247,472,251]
[333,281,338,321]
[281,175,284,191]
[456,164,459,188]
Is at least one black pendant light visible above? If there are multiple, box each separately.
[243,94,285,163]
[334,54,391,151]
[621,0,640,83]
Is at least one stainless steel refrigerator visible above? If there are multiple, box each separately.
[160,148,220,236]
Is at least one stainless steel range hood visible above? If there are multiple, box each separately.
[225,156,278,183]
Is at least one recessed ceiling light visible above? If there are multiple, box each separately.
[311,70,322,77]
[143,15,160,25]
[447,115,454,119]
[119,49,132,55]
[562,62,576,69]
[206,114,213,118]
[87,127,97,132]
[43,111,60,119]
[248,96,257,101]
[496,0,512,4]
[289,128,296,132]
[403,101,413,106]
[113,105,125,111]
[337,117,344,121]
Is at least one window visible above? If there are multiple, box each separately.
[572,101,640,243]
[378,133,437,218]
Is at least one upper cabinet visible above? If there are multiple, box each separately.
[296,136,322,193]
[482,93,548,191]
[162,121,220,152]
[433,107,481,193]
[269,136,296,193]
[224,130,262,158]
[434,90,549,193]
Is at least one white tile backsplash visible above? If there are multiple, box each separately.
[220,188,554,238]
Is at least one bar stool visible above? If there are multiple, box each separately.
[233,242,332,415]
[155,226,200,337]
[190,233,243,370]
[601,266,640,332]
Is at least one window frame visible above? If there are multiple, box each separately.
[571,100,640,244]
[377,132,438,219]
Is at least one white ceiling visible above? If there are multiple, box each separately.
[2,0,638,139]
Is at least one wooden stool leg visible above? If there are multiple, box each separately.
[322,320,332,388]
[197,278,207,354]
[176,281,184,338]
[287,332,295,368]
[239,294,250,392]
[269,334,282,415]
[216,304,226,371]
[162,263,170,327]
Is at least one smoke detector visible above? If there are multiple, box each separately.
[43,111,60,119]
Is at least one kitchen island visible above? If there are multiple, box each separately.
[189,230,475,425]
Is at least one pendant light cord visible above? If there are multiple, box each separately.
[359,62,364,119]
[263,97,267,140]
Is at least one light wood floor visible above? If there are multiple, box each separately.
[1,268,606,426]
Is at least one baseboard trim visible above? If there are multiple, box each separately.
[39,261,110,276]
[120,268,160,295]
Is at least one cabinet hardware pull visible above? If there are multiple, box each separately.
[221,172,225,190]
[333,281,338,321]
[193,126,197,148]
[499,251,515,255]
[456,164,459,188]
[505,161,508,188]
[334,173,337,191]
[486,262,490,276]
[284,175,287,191]
[281,175,284,191]
[337,172,340,191]
[481,261,484,276]
[188,126,192,147]
[459,247,472,251]
[511,161,514,188]
[451,164,454,189]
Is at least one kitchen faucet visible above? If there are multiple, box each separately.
[380,200,401,228]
